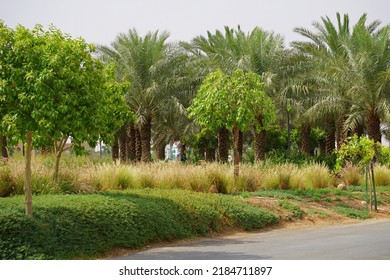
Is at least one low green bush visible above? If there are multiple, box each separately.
[0,189,278,259]
[334,204,371,219]
[278,200,304,219]
[250,189,305,202]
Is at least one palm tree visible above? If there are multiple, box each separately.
[339,20,390,143]
[152,96,198,160]
[99,29,181,162]
[248,28,286,161]
[292,13,388,151]
[185,26,285,162]
[185,26,248,162]
[292,13,353,151]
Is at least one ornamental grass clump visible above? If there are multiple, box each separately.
[261,164,301,190]
[301,163,334,189]
[90,163,135,190]
[373,165,390,186]
[0,166,17,197]
[339,163,363,186]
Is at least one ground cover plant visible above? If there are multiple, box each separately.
[0,189,278,260]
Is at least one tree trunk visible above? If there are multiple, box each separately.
[24,131,33,216]
[366,112,381,144]
[128,123,137,162]
[353,122,365,138]
[179,142,186,162]
[325,119,336,155]
[287,112,291,157]
[300,124,311,155]
[336,115,348,149]
[140,117,152,163]
[205,147,216,162]
[1,134,8,158]
[155,142,166,161]
[54,153,61,181]
[53,135,70,181]
[217,127,229,163]
[233,125,240,179]
[112,132,119,163]
[254,115,266,162]
[135,126,142,162]
[118,125,128,163]
[238,130,243,162]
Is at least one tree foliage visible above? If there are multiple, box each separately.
[188,69,275,177]
[188,69,275,132]
[0,22,129,215]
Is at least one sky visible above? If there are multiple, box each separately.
[1,0,390,47]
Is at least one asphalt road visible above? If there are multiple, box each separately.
[115,219,390,260]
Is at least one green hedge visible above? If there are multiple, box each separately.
[0,189,278,259]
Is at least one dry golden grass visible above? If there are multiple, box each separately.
[1,154,389,197]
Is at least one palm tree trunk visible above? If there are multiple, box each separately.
[128,123,137,162]
[300,124,311,155]
[353,122,365,138]
[179,142,186,162]
[325,119,336,155]
[254,115,266,162]
[112,132,119,163]
[366,111,381,143]
[140,117,152,162]
[118,125,128,163]
[1,134,8,158]
[135,126,142,162]
[155,142,166,161]
[205,147,216,162]
[217,127,229,163]
[336,115,348,149]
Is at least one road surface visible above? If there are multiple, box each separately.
[114,219,390,260]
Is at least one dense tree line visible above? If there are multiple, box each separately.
[95,13,390,164]
[2,13,390,167]
[1,13,390,215]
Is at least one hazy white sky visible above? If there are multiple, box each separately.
[1,0,389,46]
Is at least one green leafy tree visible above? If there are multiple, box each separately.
[0,23,129,215]
[335,135,377,171]
[188,69,275,178]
